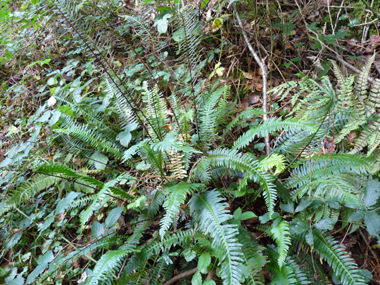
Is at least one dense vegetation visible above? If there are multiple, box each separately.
[1,0,380,284]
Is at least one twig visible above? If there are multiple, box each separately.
[304,50,375,83]
[163,267,198,285]
[233,4,270,154]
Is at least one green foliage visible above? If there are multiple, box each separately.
[1,1,379,284]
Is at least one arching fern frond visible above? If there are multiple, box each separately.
[193,149,277,215]
[189,190,243,285]
[88,249,136,285]
[269,219,291,268]
[311,230,366,285]
[159,182,201,238]
[233,117,318,151]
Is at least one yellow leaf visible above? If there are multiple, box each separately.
[212,18,223,32]
[242,71,253,79]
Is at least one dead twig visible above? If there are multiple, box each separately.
[233,3,270,154]
[163,267,198,285]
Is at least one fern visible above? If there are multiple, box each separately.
[194,149,277,215]
[269,219,291,268]
[311,230,366,285]
[159,182,201,238]
[189,190,243,285]
[2,175,60,213]
[233,117,318,151]
[88,249,136,285]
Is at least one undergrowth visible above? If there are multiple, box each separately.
[0,0,380,284]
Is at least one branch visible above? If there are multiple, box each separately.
[233,4,270,154]
[163,267,198,285]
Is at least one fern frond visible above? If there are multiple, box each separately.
[80,173,133,227]
[258,154,286,175]
[189,190,243,285]
[55,115,123,158]
[312,230,366,285]
[5,175,60,211]
[198,85,229,150]
[233,117,318,150]
[88,249,136,285]
[270,219,291,268]
[355,54,375,107]
[238,227,265,285]
[159,182,201,238]
[194,149,277,215]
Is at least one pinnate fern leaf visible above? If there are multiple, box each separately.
[312,230,366,285]
[270,219,291,268]
[88,249,136,285]
[189,190,243,285]
[159,182,201,238]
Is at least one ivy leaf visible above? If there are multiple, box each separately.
[154,14,171,34]
[314,218,334,230]
[90,152,108,170]
[198,252,211,270]
[105,206,123,228]
[117,131,132,147]
[49,110,61,126]
[191,271,202,285]
[56,192,79,214]
[364,179,380,208]
[0,157,12,168]
[364,211,380,238]
[91,222,105,239]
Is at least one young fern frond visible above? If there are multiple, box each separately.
[266,245,309,285]
[311,230,366,285]
[189,190,243,285]
[142,82,169,142]
[355,54,375,108]
[198,85,230,150]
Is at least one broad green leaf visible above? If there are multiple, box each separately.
[154,14,171,34]
[240,211,256,220]
[91,222,105,239]
[105,206,123,228]
[55,192,79,214]
[314,218,334,230]
[5,49,12,59]
[364,179,380,208]
[290,219,309,234]
[49,110,61,126]
[295,198,312,212]
[198,252,211,270]
[90,152,108,170]
[192,271,202,285]
[364,211,380,238]
[0,157,12,167]
[37,111,51,123]
[27,250,54,284]
[117,131,132,147]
